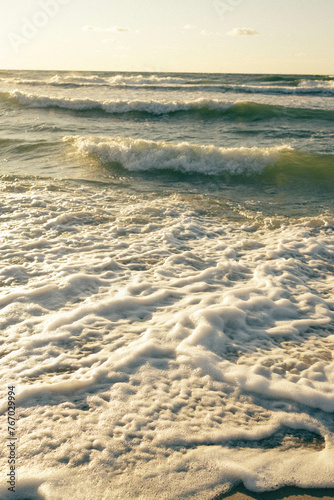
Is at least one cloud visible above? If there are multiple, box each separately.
[82,26,133,33]
[200,30,214,36]
[227,28,260,36]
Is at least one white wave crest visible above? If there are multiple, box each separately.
[107,74,191,85]
[49,74,109,85]
[9,90,236,114]
[48,73,191,86]
[67,136,291,175]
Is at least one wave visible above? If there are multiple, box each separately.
[255,75,301,83]
[0,137,61,160]
[7,91,235,114]
[298,79,334,89]
[67,136,290,175]
[0,76,105,88]
[253,74,334,84]
[71,73,192,86]
[222,82,334,96]
[0,77,43,87]
[66,136,334,183]
[50,74,110,86]
[6,91,334,121]
[2,72,334,95]
[0,73,196,88]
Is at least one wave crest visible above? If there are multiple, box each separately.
[7,91,334,121]
[9,91,236,114]
[67,136,291,175]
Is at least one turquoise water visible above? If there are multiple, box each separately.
[0,71,333,499]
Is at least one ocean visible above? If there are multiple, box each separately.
[0,70,333,499]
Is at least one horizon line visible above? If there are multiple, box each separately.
[0,68,332,77]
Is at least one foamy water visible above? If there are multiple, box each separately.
[0,71,333,499]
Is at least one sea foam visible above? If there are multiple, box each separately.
[0,178,333,498]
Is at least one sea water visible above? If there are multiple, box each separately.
[0,71,334,499]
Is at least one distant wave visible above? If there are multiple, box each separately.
[66,136,334,183]
[2,73,333,94]
[253,75,334,84]
[222,81,334,96]
[6,91,334,121]
[54,73,193,86]
[298,79,334,90]
[0,77,43,87]
[0,73,196,88]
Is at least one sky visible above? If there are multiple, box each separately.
[0,0,333,74]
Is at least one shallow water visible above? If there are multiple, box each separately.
[0,71,333,499]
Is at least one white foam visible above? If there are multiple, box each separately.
[0,179,333,498]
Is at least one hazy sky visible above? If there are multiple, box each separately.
[1,0,333,74]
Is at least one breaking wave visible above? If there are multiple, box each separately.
[66,136,334,183]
